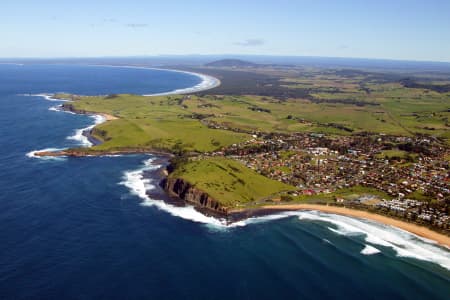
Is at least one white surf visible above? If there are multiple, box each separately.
[26,148,66,161]
[297,211,450,270]
[66,114,106,147]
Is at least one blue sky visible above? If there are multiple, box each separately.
[2,0,450,61]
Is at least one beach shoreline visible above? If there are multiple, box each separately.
[97,112,117,121]
[87,64,221,96]
[234,204,450,248]
[23,65,221,99]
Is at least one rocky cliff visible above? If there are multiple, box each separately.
[62,103,87,114]
[162,177,228,215]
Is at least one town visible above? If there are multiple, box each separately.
[206,129,450,231]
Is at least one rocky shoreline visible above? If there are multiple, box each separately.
[161,177,228,212]
[34,147,173,157]
[35,103,172,158]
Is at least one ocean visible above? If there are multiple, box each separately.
[0,64,449,299]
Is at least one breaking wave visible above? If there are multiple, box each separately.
[20,93,70,102]
[297,211,450,270]
[26,93,107,156]
[48,105,62,112]
[26,148,66,161]
[360,244,381,255]
[86,64,220,96]
[35,94,106,147]
[66,114,105,147]
[119,157,228,227]
[48,104,75,114]
[144,72,220,96]
[119,157,306,229]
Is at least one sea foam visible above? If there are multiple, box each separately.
[66,114,106,147]
[297,211,450,270]
[48,105,61,112]
[120,157,305,228]
[48,104,76,114]
[28,95,106,157]
[360,244,381,255]
[39,95,106,147]
[144,72,220,96]
[85,64,220,96]
[26,148,66,161]
[119,157,227,227]
[21,93,70,102]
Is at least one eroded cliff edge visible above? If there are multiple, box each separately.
[161,177,228,215]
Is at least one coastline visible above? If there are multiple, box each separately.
[59,104,117,147]
[32,100,176,158]
[87,64,221,96]
[24,64,221,100]
[248,204,450,248]
[26,65,449,249]
[33,147,173,158]
[96,112,117,121]
[28,98,119,157]
[156,171,450,248]
[30,63,221,158]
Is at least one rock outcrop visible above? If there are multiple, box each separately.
[62,103,87,115]
[162,177,228,215]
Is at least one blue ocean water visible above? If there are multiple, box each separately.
[0,64,449,300]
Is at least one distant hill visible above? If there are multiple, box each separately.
[205,59,258,68]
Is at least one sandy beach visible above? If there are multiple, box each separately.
[261,204,450,247]
[143,70,221,96]
[87,64,221,96]
[98,113,117,121]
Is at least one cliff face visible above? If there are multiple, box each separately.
[62,103,86,114]
[163,177,228,215]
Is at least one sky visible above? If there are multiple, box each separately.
[1,0,450,62]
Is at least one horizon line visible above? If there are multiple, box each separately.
[1,54,450,65]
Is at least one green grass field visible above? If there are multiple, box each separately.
[68,94,249,152]
[169,157,295,207]
[375,149,418,160]
[290,185,391,204]
[183,90,449,138]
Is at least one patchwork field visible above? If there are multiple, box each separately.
[66,85,449,150]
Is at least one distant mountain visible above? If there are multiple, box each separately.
[205,59,258,68]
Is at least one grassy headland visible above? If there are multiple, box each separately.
[169,157,294,208]
[61,94,249,153]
